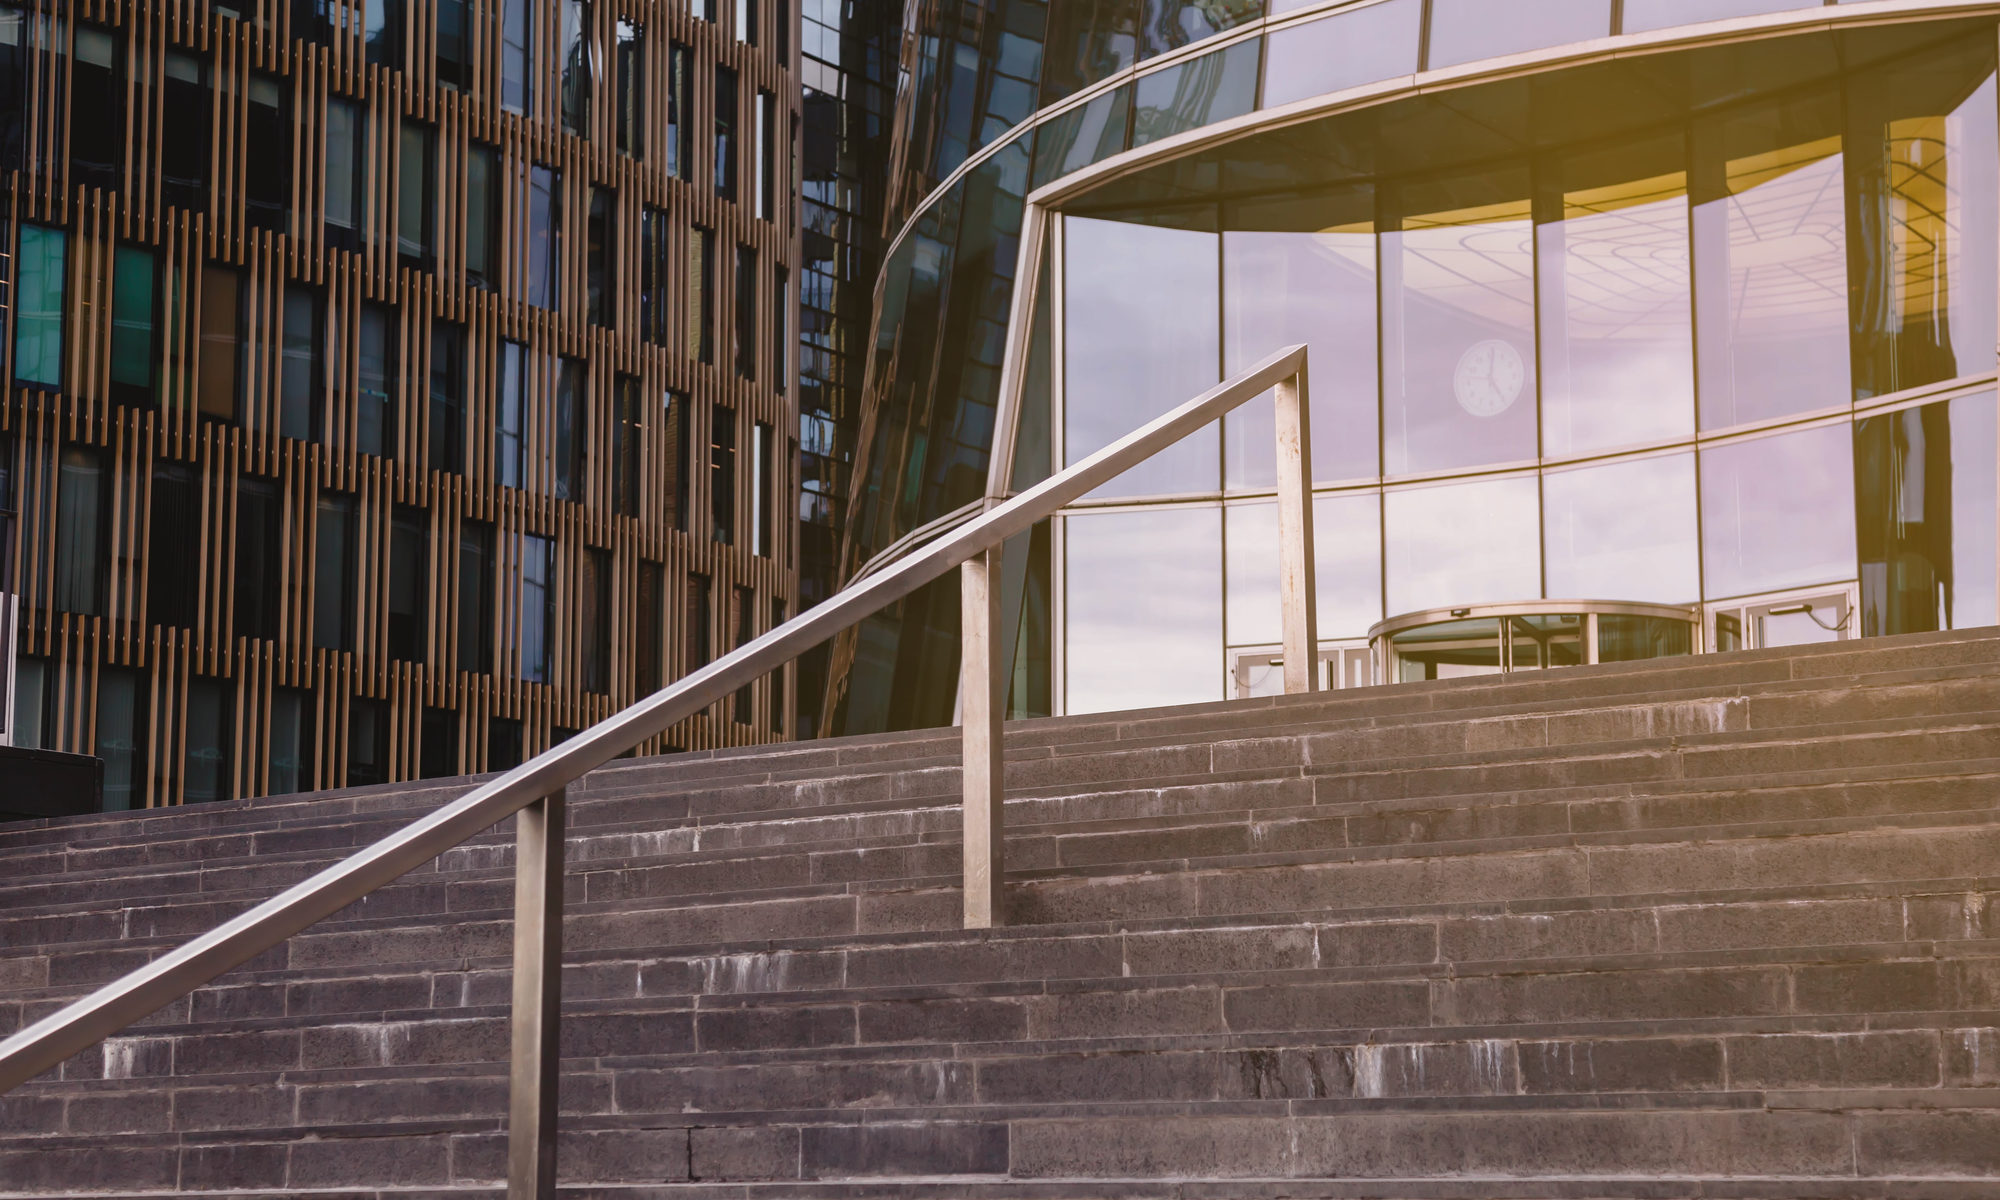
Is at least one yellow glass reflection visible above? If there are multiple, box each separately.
[1693,90,1852,429]
[1541,141,1696,457]
[1383,180,1539,474]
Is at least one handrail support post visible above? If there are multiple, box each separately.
[507,787,566,1199]
[962,545,1005,929]
[1275,362,1320,694]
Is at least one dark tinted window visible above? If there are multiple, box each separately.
[389,504,428,663]
[161,52,209,212]
[149,461,199,629]
[312,492,356,651]
[235,477,284,641]
[246,75,290,231]
[429,320,465,472]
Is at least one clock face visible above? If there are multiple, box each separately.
[1454,339,1526,418]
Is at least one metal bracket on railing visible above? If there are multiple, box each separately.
[956,354,1318,927]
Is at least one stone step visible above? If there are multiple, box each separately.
[9,759,2000,995]
[4,694,1993,923]
[9,631,2000,1194]
[4,1094,1999,1192]
[9,633,2000,860]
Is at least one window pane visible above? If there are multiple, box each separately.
[281,286,322,442]
[1384,475,1541,615]
[1623,0,1813,33]
[430,321,465,472]
[1262,0,1421,110]
[1543,453,1700,602]
[1066,506,1223,715]
[325,100,363,246]
[1540,138,1696,458]
[70,26,119,190]
[1701,422,1857,600]
[466,144,498,287]
[1140,0,1259,59]
[198,266,241,422]
[183,678,231,804]
[1426,0,1611,70]
[1042,1,1137,102]
[458,520,494,672]
[420,707,458,779]
[246,75,290,231]
[55,447,105,616]
[616,19,643,156]
[111,246,158,405]
[1848,45,1998,400]
[503,0,532,112]
[520,533,553,683]
[95,668,147,810]
[690,226,714,361]
[667,43,692,179]
[235,477,282,641]
[1225,491,1384,646]
[348,698,388,787]
[1065,216,1219,498]
[14,224,65,388]
[365,0,403,66]
[555,356,586,500]
[398,121,435,267]
[389,504,427,662]
[269,687,315,795]
[1693,91,1850,429]
[528,165,561,309]
[313,493,356,651]
[734,244,756,378]
[562,0,593,134]
[1223,199,1379,487]
[714,65,738,198]
[686,571,712,668]
[1857,391,1998,637]
[358,302,396,457]
[588,186,614,326]
[1131,38,1259,148]
[1383,172,1538,474]
[149,462,198,628]
[711,404,736,543]
[437,0,469,87]
[614,374,641,518]
[13,658,46,750]
[161,52,209,212]
[499,340,527,488]
[1031,86,1130,188]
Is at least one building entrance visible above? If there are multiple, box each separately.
[1371,602,1702,684]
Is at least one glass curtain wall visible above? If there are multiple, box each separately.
[1054,32,2000,714]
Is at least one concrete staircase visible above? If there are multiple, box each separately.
[5,628,2000,1197]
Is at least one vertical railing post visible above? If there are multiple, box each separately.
[507,788,565,1199]
[961,545,1005,929]
[1274,358,1320,694]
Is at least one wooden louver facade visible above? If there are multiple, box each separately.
[0,0,800,807]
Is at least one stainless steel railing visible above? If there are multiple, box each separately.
[0,343,1321,1197]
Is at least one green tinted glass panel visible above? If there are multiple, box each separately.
[14,224,65,387]
[110,245,157,399]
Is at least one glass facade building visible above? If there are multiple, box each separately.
[0,1,797,804]
[823,0,2000,732]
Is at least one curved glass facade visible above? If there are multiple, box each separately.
[829,0,2000,733]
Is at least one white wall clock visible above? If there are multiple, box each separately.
[1453,338,1525,418]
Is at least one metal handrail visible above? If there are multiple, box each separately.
[0,343,1319,1197]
